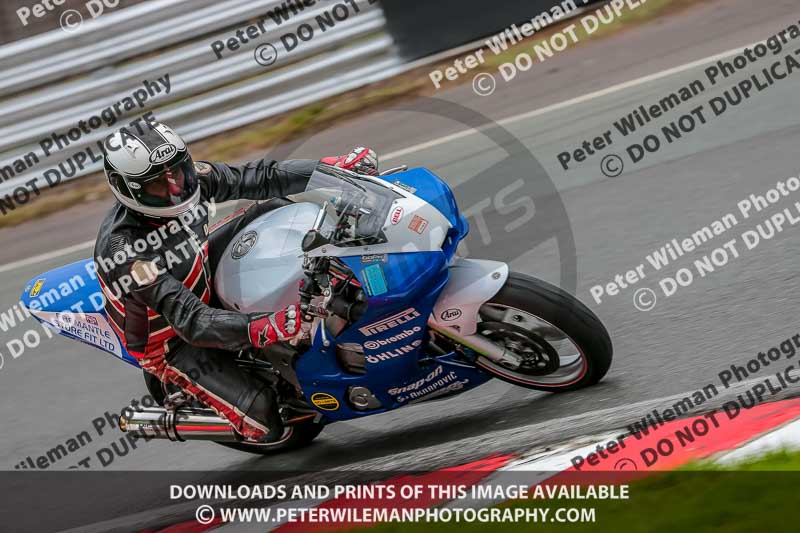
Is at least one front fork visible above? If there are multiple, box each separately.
[427,319,521,369]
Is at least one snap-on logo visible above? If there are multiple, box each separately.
[441,308,462,321]
[359,308,421,337]
[149,144,178,164]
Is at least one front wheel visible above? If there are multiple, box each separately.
[474,273,612,392]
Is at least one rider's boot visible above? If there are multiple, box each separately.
[160,345,284,443]
[241,386,285,443]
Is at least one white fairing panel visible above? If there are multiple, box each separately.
[215,202,320,313]
[431,259,509,336]
[28,310,124,357]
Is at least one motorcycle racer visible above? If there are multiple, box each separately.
[94,120,378,442]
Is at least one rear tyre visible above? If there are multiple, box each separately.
[474,272,612,392]
[142,371,324,455]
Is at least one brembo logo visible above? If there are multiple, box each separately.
[149,143,177,164]
[363,327,422,350]
[359,308,421,337]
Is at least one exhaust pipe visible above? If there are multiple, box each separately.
[119,406,239,442]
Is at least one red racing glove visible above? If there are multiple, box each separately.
[321,147,379,175]
[248,303,301,347]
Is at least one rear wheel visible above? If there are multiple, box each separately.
[474,273,612,392]
[142,371,324,455]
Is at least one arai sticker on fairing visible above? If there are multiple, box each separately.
[362,263,388,296]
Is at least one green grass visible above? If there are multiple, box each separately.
[356,450,800,533]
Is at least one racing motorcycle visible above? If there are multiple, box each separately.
[20,164,612,454]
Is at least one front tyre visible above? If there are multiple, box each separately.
[475,273,612,392]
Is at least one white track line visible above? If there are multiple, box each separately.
[0,239,94,274]
[383,40,758,161]
[0,40,759,273]
[715,418,800,465]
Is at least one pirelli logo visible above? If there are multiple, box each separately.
[359,308,421,337]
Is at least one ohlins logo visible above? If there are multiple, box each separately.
[366,339,422,364]
[149,143,177,164]
[363,327,422,350]
[359,308,421,336]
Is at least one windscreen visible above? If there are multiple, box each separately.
[303,164,402,247]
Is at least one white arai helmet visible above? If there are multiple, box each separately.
[103,122,200,218]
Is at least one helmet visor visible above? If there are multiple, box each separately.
[124,158,199,209]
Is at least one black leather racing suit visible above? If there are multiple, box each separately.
[93,157,316,440]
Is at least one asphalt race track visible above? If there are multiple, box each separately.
[1,0,800,528]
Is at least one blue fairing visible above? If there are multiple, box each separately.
[380,168,464,231]
[22,167,492,424]
[20,258,138,367]
[295,250,491,421]
[294,169,486,422]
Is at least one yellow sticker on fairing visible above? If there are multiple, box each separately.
[29,279,45,297]
[310,392,340,411]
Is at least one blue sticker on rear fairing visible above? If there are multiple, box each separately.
[362,263,388,296]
